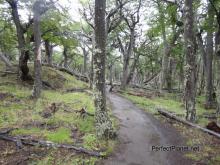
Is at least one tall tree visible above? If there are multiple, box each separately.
[119,0,141,90]
[6,0,32,80]
[94,0,114,138]
[208,0,220,114]
[183,0,197,121]
[32,0,43,99]
[205,1,215,108]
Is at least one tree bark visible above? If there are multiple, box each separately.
[215,29,220,115]
[44,39,53,66]
[63,46,68,68]
[32,0,42,99]
[94,0,114,138]
[120,28,135,90]
[183,0,197,122]
[205,2,215,108]
[89,33,95,89]
[82,46,88,74]
[157,1,169,92]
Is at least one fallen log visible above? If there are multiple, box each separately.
[157,108,220,139]
[66,88,88,93]
[42,80,55,90]
[0,134,103,157]
[42,64,89,82]
[64,107,94,117]
[0,53,13,68]
[0,71,17,74]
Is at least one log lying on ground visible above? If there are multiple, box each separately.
[0,71,17,74]
[64,107,94,117]
[42,64,89,82]
[0,53,13,69]
[42,80,55,90]
[157,108,220,139]
[66,88,88,93]
[0,134,102,157]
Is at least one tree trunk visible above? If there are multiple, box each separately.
[157,1,169,92]
[63,46,68,68]
[120,28,135,90]
[215,30,220,115]
[82,47,88,74]
[205,2,215,109]
[32,0,42,99]
[7,0,30,80]
[183,0,197,122]
[90,33,95,89]
[44,39,53,66]
[94,0,114,138]
[126,53,140,85]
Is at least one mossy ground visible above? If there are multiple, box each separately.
[121,88,220,165]
[0,61,116,164]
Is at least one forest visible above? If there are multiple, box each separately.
[0,0,220,164]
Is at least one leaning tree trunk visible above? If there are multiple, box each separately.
[94,0,114,138]
[183,0,197,122]
[32,0,42,99]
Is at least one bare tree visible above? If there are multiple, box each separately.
[118,0,141,90]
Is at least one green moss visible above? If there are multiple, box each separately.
[12,127,43,136]
[46,127,72,143]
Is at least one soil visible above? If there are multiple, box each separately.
[103,93,193,165]
[0,140,48,165]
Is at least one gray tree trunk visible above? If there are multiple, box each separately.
[120,28,135,90]
[215,23,220,115]
[94,0,114,138]
[158,1,169,92]
[90,33,95,89]
[205,2,215,108]
[82,46,88,74]
[32,0,42,99]
[184,0,197,122]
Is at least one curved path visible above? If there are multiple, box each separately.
[104,93,192,165]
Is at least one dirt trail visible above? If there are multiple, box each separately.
[104,93,192,165]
